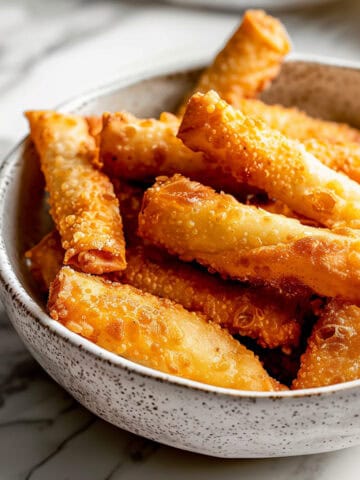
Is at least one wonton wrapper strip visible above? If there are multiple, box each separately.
[293,300,360,389]
[100,111,256,198]
[178,91,360,229]
[303,139,360,184]
[251,197,320,227]
[138,174,360,303]
[116,244,304,350]
[26,111,126,274]
[48,267,281,391]
[236,98,360,145]
[178,10,291,114]
[25,230,64,292]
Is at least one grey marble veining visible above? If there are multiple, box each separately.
[2,0,360,478]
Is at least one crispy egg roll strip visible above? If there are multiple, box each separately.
[178,10,291,113]
[293,300,360,388]
[49,267,280,391]
[138,174,360,303]
[236,97,360,144]
[100,111,255,198]
[25,230,64,292]
[26,111,126,274]
[178,91,360,229]
[254,198,320,227]
[303,139,360,183]
[118,245,304,350]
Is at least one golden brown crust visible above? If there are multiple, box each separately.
[138,174,360,303]
[236,98,360,144]
[99,111,254,198]
[26,111,126,274]
[25,230,64,291]
[251,197,320,227]
[85,115,103,140]
[116,244,305,350]
[178,10,291,113]
[178,91,360,229]
[48,267,278,391]
[85,115,103,166]
[112,179,145,244]
[293,299,360,388]
[304,139,360,183]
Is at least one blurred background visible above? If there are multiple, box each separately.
[0,0,359,150]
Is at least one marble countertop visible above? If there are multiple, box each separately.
[2,0,360,478]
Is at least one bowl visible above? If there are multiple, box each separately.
[1,55,360,459]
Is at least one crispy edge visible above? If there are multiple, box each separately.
[293,299,360,389]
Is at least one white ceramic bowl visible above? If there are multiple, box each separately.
[1,55,360,459]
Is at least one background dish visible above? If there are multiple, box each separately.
[165,0,332,11]
[1,56,360,458]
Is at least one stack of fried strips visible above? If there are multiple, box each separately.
[26,10,360,391]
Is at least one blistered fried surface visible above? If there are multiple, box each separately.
[85,115,103,162]
[25,230,64,291]
[139,174,360,303]
[112,179,145,244]
[237,98,360,144]
[100,111,253,197]
[26,111,126,274]
[118,245,305,350]
[304,139,360,184]
[178,10,290,113]
[252,197,320,227]
[178,91,360,229]
[48,267,278,391]
[293,300,360,388]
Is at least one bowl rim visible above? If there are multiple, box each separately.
[2,52,360,400]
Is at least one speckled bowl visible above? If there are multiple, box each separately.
[1,55,360,459]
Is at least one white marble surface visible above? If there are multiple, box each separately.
[2,0,360,478]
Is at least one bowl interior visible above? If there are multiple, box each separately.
[3,57,360,388]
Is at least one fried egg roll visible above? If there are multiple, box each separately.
[100,111,253,197]
[26,111,126,274]
[293,300,360,388]
[236,97,360,145]
[49,267,280,391]
[138,174,360,303]
[303,139,360,184]
[25,230,64,292]
[118,245,304,350]
[178,10,291,113]
[178,91,360,229]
